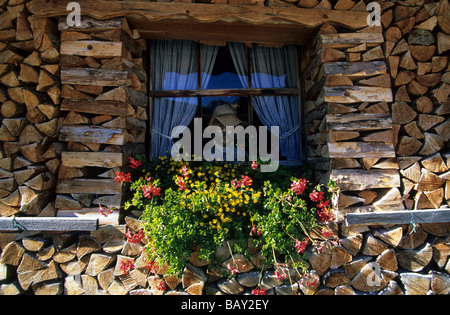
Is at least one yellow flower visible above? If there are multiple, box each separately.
[200,222,204,227]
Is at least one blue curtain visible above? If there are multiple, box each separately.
[151,40,218,158]
[229,44,301,160]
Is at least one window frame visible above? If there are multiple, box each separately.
[148,41,306,165]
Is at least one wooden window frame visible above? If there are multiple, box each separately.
[148,42,305,166]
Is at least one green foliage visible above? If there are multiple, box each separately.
[124,157,336,277]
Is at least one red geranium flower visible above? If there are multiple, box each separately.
[129,157,142,169]
[291,179,307,195]
[114,171,131,184]
[125,228,144,244]
[119,259,135,275]
[176,176,187,191]
[251,287,267,295]
[98,204,113,217]
[294,237,309,254]
[142,183,161,199]
[310,190,324,202]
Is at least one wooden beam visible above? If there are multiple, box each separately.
[150,88,299,98]
[0,217,98,231]
[345,209,450,226]
[30,1,370,31]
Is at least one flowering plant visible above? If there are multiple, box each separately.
[123,156,337,278]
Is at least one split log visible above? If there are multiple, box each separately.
[328,142,396,159]
[331,169,401,191]
[400,273,430,295]
[419,133,445,156]
[397,243,433,272]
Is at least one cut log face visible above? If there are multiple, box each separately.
[397,243,433,272]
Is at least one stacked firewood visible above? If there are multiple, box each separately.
[381,0,449,210]
[55,17,147,224]
[303,0,450,216]
[1,213,449,295]
[302,23,404,218]
[0,0,60,218]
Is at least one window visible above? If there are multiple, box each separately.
[149,40,304,165]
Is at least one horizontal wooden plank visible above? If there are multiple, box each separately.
[59,125,127,145]
[345,209,450,226]
[61,68,129,86]
[61,151,126,168]
[150,88,299,98]
[60,40,124,58]
[331,169,401,191]
[321,33,384,48]
[61,99,133,116]
[328,142,396,159]
[323,61,387,77]
[57,208,119,226]
[56,178,122,194]
[326,113,392,132]
[324,86,393,103]
[0,217,98,231]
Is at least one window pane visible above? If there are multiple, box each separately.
[202,44,247,89]
[202,97,248,125]
[253,95,301,160]
[152,40,198,91]
[151,97,198,159]
[251,45,297,89]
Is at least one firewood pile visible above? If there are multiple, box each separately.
[381,1,449,211]
[303,0,449,219]
[55,16,147,224]
[1,214,449,295]
[0,0,59,218]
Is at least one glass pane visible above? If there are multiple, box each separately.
[251,45,297,89]
[202,96,248,126]
[202,45,247,89]
[152,40,198,91]
[253,95,300,161]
